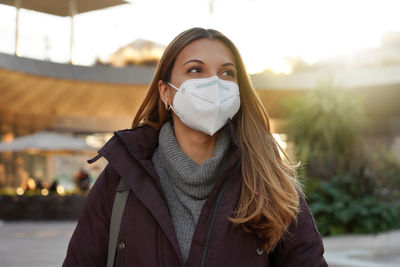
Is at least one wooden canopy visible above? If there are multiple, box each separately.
[0,68,149,133]
[0,0,128,16]
[0,52,154,134]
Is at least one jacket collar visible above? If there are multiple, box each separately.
[102,119,240,162]
[112,124,159,160]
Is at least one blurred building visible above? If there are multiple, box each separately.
[0,52,153,189]
[107,39,166,67]
[1,32,400,188]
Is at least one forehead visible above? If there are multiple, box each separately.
[175,38,235,66]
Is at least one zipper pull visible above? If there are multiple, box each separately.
[87,154,101,164]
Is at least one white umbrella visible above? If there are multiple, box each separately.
[0,131,97,183]
[0,131,96,153]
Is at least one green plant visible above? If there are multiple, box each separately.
[284,80,400,235]
[306,175,400,236]
[285,80,366,180]
[367,149,400,200]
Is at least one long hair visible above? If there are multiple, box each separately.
[132,28,300,252]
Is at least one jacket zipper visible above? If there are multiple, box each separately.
[200,162,239,267]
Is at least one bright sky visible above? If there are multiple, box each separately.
[0,0,399,74]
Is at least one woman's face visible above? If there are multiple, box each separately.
[159,38,238,105]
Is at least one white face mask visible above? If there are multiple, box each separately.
[168,75,240,136]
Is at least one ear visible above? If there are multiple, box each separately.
[158,80,171,105]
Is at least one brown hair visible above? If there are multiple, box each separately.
[132,28,300,252]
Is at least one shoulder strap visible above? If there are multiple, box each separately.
[107,178,130,267]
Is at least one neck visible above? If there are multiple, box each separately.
[172,116,217,165]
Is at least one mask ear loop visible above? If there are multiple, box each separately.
[168,104,181,117]
[167,82,180,91]
[166,82,184,119]
[162,81,177,111]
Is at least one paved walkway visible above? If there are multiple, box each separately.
[0,221,73,267]
[323,230,400,267]
[0,221,399,267]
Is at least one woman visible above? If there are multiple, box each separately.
[63,28,327,267]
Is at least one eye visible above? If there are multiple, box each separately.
[221,69,235,78]
[187,67,202,73]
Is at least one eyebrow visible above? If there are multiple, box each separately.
[222,62,236,68]
[182,59,204,67]
[182,59,236,68]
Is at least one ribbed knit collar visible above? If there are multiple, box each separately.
[157,121,230,199]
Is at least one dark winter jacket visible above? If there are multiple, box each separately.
[63,122,327,267]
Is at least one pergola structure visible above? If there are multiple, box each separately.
[0,52,154,135]
[0,0,128,63]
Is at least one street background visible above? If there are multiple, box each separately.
[1,1,400,266]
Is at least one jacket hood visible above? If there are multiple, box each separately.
[106,124,159,160]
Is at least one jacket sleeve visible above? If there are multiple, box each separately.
[270,193,328,267]
[62,165,117,267]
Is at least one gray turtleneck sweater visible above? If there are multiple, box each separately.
[152,121,230,262]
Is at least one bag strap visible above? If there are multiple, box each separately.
[107,178,130,267]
